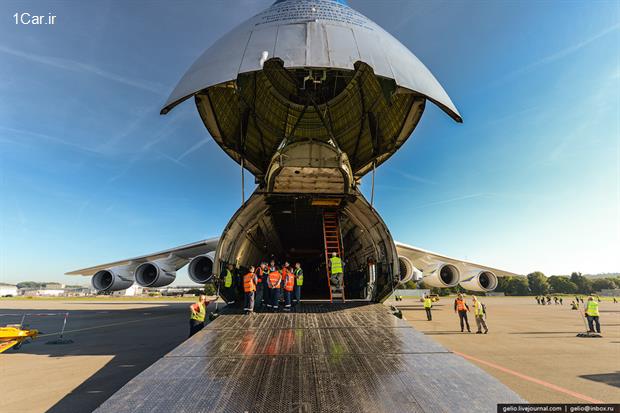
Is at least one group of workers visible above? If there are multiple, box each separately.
[422,293,488,334]
[221,260,305,314]
[535,296,563,305]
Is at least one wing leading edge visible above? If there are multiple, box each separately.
[395,241,521,278]
[66,238,219,276]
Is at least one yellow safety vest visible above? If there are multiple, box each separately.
[190,302,206,322]
[224,269,233,288]
[330,256,343,274]
[474,301,484,316]
[295,268,303,286]
[586,300,599,316]
[423,298,432,309]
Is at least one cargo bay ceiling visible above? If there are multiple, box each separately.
[161,0,462,179]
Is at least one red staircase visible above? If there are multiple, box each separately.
[322,210,345,302]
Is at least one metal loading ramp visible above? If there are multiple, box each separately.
[95,303,524,413]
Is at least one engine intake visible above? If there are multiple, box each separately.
[92,270,134,292]
[135,262,176,288]
[397,256,422,284]
[459,270,498,292]
[422,263,460,288]
[188,252,215,284]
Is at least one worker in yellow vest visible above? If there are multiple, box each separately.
[585,296,601,334]
[454,293,471,333]
[220,264,236,304]
[472,296,488,334]
[423,294,432,321]
[243,266,257,315]
[189,295,208,337]
[294,262,303,306]
[329,252,344,293]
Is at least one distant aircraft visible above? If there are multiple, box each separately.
[67,0,519,303]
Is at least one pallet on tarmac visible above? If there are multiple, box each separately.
[95,303,524,413]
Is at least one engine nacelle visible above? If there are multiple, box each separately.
[459,270,498,292]
[134,262,176,288]
[397,256,422,284]
[92,269,134,292]
[188,252,215,284]
[422,263,460,288]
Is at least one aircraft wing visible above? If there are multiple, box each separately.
[395,241,521,278]
[66,237,219,276]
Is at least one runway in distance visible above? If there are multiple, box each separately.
[67,0,520,304]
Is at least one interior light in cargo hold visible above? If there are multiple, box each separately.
[311,198,342,207]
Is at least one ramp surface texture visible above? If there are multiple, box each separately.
[95,303,523,412]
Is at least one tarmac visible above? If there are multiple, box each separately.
[399,296,620,404]
[0,299,217,413]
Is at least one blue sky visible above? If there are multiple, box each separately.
[0,0,618,285]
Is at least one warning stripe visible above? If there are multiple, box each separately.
[453,351,604,404]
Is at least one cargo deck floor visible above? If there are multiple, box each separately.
[95,303,524,412]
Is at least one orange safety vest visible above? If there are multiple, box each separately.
[455,298,466,312]
[268,271,281,289]
[243,272,256,293]
[284,271,294,292]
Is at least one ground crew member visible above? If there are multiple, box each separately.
[268,267,282,311]
[454,293,471,332]
[189,295,208,337]
[585,296,601,334]
[281,262,291,305]
[243,266,257,315]
[472,296,488,334]
[294,262,303,305]
[423,294,432,321]
[255,262,267,309]
[329,252,344,293]
[221,264,235,304]
[283,265,295,311]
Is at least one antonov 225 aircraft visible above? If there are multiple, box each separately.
[67,0,519,303]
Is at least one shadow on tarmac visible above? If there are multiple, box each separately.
[579,372,620,388]
[1,303,193,413]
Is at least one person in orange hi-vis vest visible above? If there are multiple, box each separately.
[454,293,471,333]
[283,264,295,311]
[268,266,282,312]
[242,266,257,315]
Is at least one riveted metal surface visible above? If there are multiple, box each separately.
[95,303,524,413]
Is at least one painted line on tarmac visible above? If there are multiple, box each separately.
[453,351,603,404]
[38,314,176,338]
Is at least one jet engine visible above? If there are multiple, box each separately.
[397,256,422,284]
[421,263,460,288]
[91,269,134,292]
[188,252,215,284]
[459,270,498,292]
[134,262,176,288]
